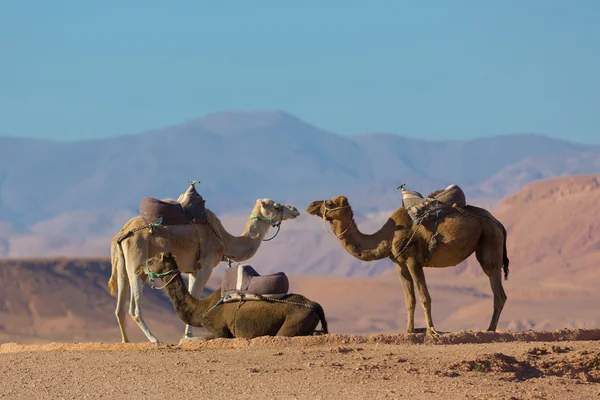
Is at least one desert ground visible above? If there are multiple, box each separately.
[2,330,600,399]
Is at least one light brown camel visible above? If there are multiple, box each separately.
[108,199,299,343]
[306,195,509,335]
[137,252,328,339]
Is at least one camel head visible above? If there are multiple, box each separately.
[135,252,178,276]
[306,196,353,222]
[255,199,300,223]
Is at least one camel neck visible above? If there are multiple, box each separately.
[211,203,273,262]
[329,213,402,261]
[162,273,220,327]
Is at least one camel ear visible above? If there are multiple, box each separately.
[260,199,271,208]
[159,252,165,261]
[335,196,349,207]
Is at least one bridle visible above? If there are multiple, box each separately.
[145,258,180,290]
[250,207,286,242]
[321,203,352,238]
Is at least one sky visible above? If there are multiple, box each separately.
[1,1,599,143]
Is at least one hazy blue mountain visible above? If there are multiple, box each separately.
[0,110,598,228]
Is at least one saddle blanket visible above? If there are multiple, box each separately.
[406,198,446,223]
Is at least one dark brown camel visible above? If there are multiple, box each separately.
[137,252,328,340]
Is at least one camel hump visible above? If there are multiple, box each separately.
[221,264,289,301]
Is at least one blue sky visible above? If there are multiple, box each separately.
[1,1,599,143]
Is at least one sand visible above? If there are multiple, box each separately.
[1,329,600,400]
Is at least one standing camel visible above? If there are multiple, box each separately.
[306,195,508,335]
[109,198,299,343]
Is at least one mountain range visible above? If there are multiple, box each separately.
[1,110,599,233]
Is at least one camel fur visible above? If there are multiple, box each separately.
[137,252,328,339]
[108,198,299,343]
[306,194,509,336]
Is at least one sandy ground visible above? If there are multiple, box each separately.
[1,329,600,400]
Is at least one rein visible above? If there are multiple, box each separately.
[145,259,180,290]
[250,211,283,241]
[322,205,351,238]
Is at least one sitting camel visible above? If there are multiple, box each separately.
[306,192,509,336]
[138,252,328,339]
[108,198,299,344]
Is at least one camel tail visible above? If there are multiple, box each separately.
[502,225,510,281]
[313,303,329,334]
[108,239,124,296]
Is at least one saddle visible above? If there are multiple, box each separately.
[401,184,467,223]
[221,264,290,302]
[139,182,208,225]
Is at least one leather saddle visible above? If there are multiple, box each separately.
[401,184,467,223]
[221,264,289,302]
[139,183,208,225]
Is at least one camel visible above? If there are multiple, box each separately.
[137,252,328,339]
[306,194,509,336]
[108,198,300,344]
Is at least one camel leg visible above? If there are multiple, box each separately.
[183,272,196,339]
[276,312,318,337]
[485,264,507,331]
[406,258,438,336]
[475,242,508,332]
[127,272,159,343]
[183,266,212,339]
[114,270,130,343]
[394,261,416,334]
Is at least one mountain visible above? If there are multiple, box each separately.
[0,258,214,343]
[1,110,598,231]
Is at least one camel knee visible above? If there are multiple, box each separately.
[115,307,126,321]
[496,292,507,306]
[129,308,141,323]
[419,291,431,307]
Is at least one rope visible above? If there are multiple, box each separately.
[116,216,163,244]
[453,206,505,230]
[232,299,245,337]
[250,212,284,241]
[321,205,351,238]
[394,218,423,260]
[254,294,316,309]
[149,271,180,290]
[261,222,281,241]
[145,259,180,289]
[202,296,225,320]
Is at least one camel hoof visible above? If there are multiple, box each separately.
[426,328,440,336]
[178,336,193,345]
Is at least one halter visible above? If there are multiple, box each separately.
[145,258,180,289]
[321,204,351,238]
[250,209,284,241]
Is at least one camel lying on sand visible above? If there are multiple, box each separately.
[306,190,508,336]
[138,252,328,339]
[109,198,300,344]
